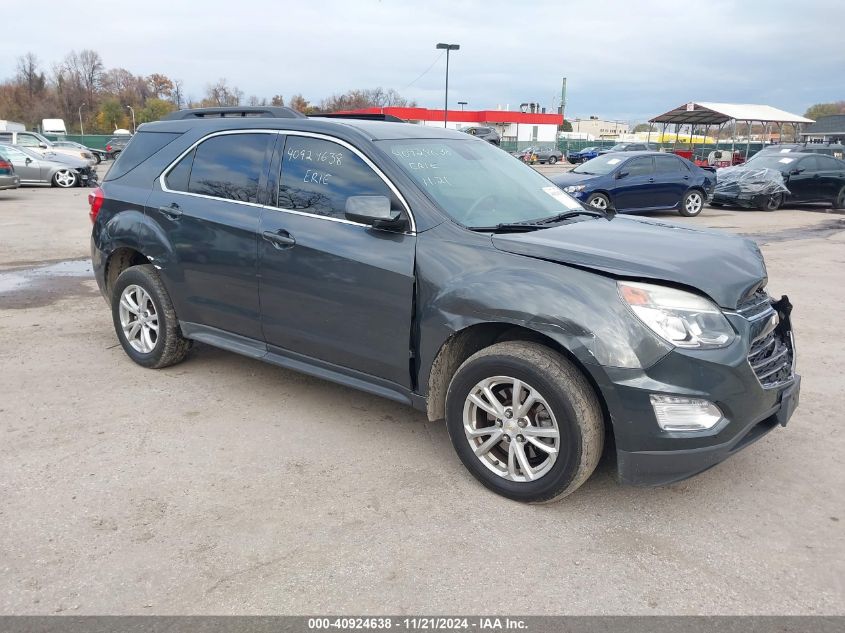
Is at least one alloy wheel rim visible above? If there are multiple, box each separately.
[462,376,560,482]
[119,285,159,353]
[55,170,75,187]
[767,194,781,210]
[589,196,607,210]
[686,192,702,214]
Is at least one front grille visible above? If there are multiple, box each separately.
[737,289,772,320]
[748,326,794,388]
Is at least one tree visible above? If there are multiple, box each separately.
[559,120,572,132]
[318,87,415,112]
[138,98,176,123]
[804,101,845,121]
[288,93,313,113]
[633,123,653,133]
[16,53,46,99]
[147,73,174,99]
[95,98,128,133]
[270,94,284,106]
[201,78,242,107]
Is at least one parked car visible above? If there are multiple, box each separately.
[0,151,20,191]
[105,135,132,158]
[712,153,845,210]
[0,143,96,188]
[89,106,799,502]
[598,142,657,155]
[550,151,715,216]
[513,146,563,164]
[755,143,845,160]
[0,130,97,166]
[457,126,500,145]
[51,140,108,164]
[566,146,601,163]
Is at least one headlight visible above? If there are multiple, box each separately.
[618,281,735,349]
[564,185,586,193]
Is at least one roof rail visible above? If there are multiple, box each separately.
[311,112,406,123]
[161,106,306,121]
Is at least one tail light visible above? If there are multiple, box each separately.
[88,187,104,223]
[0,159,11,175]
[106,144,112,151]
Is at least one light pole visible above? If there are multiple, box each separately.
[126,105,136,133]
[458,101,467,111]
[78,103,86,141]
[436,43,460,128]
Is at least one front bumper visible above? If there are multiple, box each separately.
[589,295,799,486]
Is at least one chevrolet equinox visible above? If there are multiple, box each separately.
[89,106,800,502]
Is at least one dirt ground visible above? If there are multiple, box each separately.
[1,176,843,615]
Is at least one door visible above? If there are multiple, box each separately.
[612,156,655,211]
[816,155,845,200]
[259,133,416,387]
[651,155,689,209]
[788,155,822,201]
[145,131,273,340]
[2,146,42,182]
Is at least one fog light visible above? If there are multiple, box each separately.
[650,395,723,432]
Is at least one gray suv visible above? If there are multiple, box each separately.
[458,125,500,145]
[89,107,800,502]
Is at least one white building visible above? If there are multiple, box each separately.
[568,117,629,139]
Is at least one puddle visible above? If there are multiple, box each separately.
[0,259,97,309]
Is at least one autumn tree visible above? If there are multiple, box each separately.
[804,101,845,121]
[147,73,174,99]
[201,78,243,107]
[318,87,416,112]
[270,94,284,106]
[288,93,314,113]
[138,98,176,124]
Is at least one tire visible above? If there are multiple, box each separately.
[833,186,845,210]
[445,341,604,503]
[112,150,122,159]
[679,189,705,217]
[93,153,102,165]
[548,155,558,165]
[111,264,191,369]
[51,169,78,188]
[586,192,610,211]
[757,193,783,211]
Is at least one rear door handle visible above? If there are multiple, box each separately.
[262,229,296,249]
[158,203,182,220]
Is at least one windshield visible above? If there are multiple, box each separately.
[608,144,628,151]
[572,154,626,175]
[378,138,584,227]
[745,154,798,170]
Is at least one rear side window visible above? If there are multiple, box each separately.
[277,136,391,219]
[187,133,270,203]
[105,132,181,181]
[817,156,844,170]
[165,149,194,191]
[654,155,681,173]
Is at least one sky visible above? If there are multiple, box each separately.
[2,0,843,123]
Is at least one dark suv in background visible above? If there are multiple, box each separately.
[90,107,799,502]
[457,125,500,145]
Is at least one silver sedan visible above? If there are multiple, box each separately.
[0,144,95,188]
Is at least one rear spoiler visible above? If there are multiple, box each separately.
[161,106,305,120]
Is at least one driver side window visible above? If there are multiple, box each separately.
[624,157,653,177]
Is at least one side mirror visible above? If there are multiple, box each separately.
[345,195,407,231]
[616,171,628,179]
[789,168,804,175]
[38,142,48,149]
[25,157,32,164]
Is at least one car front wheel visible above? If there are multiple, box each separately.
[445,341,604,503]
[52,169,78,188]
[111,264,191,369]
[548,155,557,165]
[679,190,704,216]
[758,193,783,211]
[586,193,610,211]
[834,186,845,210]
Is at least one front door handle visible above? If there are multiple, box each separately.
[262,229,296,249]
[158,203,182,220]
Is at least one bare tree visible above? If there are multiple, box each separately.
[201,78,243,107]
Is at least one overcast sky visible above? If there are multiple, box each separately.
[3,0,843,122]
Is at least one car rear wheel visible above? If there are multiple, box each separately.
[679,190,704,217]
[586,193,610,211]
[111,264,191,369]
[445,341,604,503]
[758,193,783,211]
[834,186,845,210]
[548,155,557,165]
[112,150,122,159]
[52,169,78,188]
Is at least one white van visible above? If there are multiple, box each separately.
[41,119,68,135]
[0,120,26,132]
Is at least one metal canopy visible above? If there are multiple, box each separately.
[650,102,814,125]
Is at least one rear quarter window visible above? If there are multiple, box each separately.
[104,132,182,181]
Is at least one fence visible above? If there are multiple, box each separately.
[43,134,114,150]
[500,138,771,160]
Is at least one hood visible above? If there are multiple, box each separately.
[549,171,601,187]
[491,215,766,309]
[44,152,88,168]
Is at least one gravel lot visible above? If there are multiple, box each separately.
[1,171,844,615]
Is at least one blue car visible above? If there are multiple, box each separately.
[565,146,601,164]
[550,151,716,217]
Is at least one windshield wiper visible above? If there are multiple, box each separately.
[468,210,602,233]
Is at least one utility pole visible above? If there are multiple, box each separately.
[78,103,86,141]
[559,77,567,121]
[436,43,460,127]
